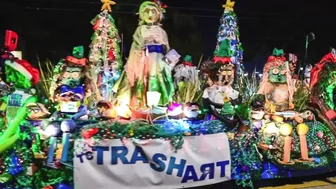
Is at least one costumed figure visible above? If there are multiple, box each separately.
[258,48,294,112]
[171,55,202,119]
[46,46,93,167]
[114,0,177,109]
[250,95,266,132]
[89,1,122,102]
[287,53,300,89]
[26,102,51,159]
[0,30,39,153]
[202,40,241,129]
[173,55,200,88]
[310,48,336,135]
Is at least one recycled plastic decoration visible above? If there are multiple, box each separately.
[89,2,122,102]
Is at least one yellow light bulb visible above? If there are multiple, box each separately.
[279,123,293,136]
[296,123,309,136]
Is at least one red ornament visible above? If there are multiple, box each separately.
[82,128,99,139]
[93,19,102,31]
[108,50,115,61]
[43,186,53,189]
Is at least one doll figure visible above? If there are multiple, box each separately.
[202,40,241,128]
[0,31,40,153]
[173,55,200,88]
[49,46,93,120]
[26,102,50,125]
[310,50,336,121]
[0,56,40,153]
[203,40,239,104]
[46,46,94,167]
[173,55,201,105]
[258,48,294,112]
[26,102,51,139]
[26,102,50,159]
[250,95,266,131]
[114,0,176,109]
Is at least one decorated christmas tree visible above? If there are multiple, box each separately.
[89,0,122,102]
[215,0,243,69]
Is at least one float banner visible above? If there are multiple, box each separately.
[74,133,231,189]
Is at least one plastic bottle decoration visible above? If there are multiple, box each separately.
[295,123,314,162]
[113,0,176,109]
[46,46,91,167]
[303,64,312,88]
[0,31,39,153]
[278,123,294,165]
[258,48,294,112]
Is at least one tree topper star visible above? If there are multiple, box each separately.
[101,0,116,12]
[222,0,235,12]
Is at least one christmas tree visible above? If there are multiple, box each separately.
[215,0,243,68]
[88,0,122,102]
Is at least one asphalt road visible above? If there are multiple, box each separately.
[187,172,336,189]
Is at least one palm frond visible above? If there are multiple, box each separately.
[36,57,54,99]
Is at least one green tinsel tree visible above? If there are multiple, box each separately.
[215,0,243,66]
[88,8,123,102]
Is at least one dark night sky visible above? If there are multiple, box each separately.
[0,0,335,72]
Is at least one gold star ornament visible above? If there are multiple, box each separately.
[222,0,235,12]
[101,0,116,12]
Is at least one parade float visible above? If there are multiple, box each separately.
[0,0,336,189]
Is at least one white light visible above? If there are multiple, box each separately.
[300,67,304,70]
[147,91,161,107]
[244,73,248,76]
[258,74,263,77]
